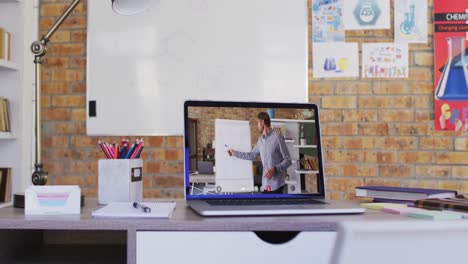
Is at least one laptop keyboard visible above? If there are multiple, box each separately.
[206,199,325,206]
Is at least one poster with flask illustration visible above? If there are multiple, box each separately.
[343,0,390,30]
[394,0,428,43]
[312,42,359,78]
[434,0,468,131]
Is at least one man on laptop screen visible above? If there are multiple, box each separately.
[184,101,364,216]
[227,111,292,194]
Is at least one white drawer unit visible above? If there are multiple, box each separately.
[136,231,336,264]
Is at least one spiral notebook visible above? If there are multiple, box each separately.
[92,202,176,218]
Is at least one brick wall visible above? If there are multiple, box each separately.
[40,0,468,200]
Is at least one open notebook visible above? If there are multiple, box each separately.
[92,202,176,218]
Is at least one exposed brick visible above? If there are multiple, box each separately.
[358,96,392,108]
[363,178,401,187]
[42,108,71,121]
[79,188,96,198]
[451,166,468,179]
[420,137,452,150]
[146,137,165,147]
[167,136,183,147]
[49,44,84,55]
[308,82,334,95]
[379,110,414,122]
[44,57,69,68]
[343,110,378,122]
[42,82,70,94]
[376,137,417,150]
[55,122,86,134]
[335,82,371,95]
[409,67,433,81]
[379,165,412,177]
[414,52,433,66]
[42,136,69,148]
[72,109,86,121]
[144,161,163,174]
[408,82,433,94]
[322,96,357,109]
[72,136,98,147]
[415,166,450,178]
[324,164,340,177]
[165,149,184,161]
[322,123,358,136]
[455,138,468,151]
[395,124,431,135]
[55,175,86,186]
[51,95,85,107]
[342,165,377,177]
[399,151,433,163]
[154,176,185,188]
[358,123,390,136]
[319,109,342,122]
[437,152,468,165]
[162,162,184,174]
[373,82,408,95]
[70,162,97,174]
[71,31,87,42]
[403,180,439,189]
[343,138,362,149]
[326,151,361,163]
[327,178,363,192]
[363,151,397,163]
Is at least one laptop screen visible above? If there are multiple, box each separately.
[184,101,325,199]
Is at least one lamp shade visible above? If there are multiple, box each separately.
[111,0,154,15]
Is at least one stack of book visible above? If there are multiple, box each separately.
[0,97,10,132]
[355,186,457,205]
[414,197,468,213]
[0,168,11,203]
[0,27,11,61]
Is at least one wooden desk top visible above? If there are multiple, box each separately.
[0,199,414,232]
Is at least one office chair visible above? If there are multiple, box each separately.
[330,220,468,264]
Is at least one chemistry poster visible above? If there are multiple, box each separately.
[312,0,344,42]
[343,0,390,30]
[394,0,428,43]
[313,42,359,78]
[434,0,468,131]
[361,43,409,79]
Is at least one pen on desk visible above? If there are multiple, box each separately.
[133,202,151,213]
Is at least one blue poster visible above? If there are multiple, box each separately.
[312,0,344,42]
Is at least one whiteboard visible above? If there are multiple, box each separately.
[87,0,308,136]
[214,119,253,193]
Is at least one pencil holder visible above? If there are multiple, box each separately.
[98,159,143,204]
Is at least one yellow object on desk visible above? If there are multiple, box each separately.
[360,203,407,210]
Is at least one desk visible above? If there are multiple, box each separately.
[189,174,215,194]
[0,200,416,264]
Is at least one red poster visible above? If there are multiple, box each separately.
[434,1,468,131]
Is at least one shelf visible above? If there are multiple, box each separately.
[0,132,14,139]
[285,139,295,143]
[271,118,315,123]
[293,144,317,148]
[0,59,19,71]
[0,202,12,209]
[0,0,22,3]
[295,170,319,174]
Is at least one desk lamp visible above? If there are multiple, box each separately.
[30,0,155,185]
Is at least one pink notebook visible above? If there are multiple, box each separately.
[382,207,426,215]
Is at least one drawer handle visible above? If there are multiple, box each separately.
[254,231,300,244]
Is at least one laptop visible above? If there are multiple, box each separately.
[184,100,364,216]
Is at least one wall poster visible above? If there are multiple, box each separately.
[312,0,345,42]
[434,0,468,131]
[394,0,428,43]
